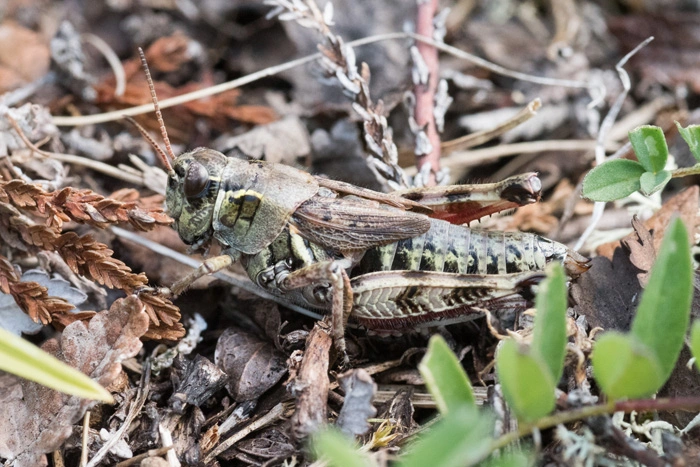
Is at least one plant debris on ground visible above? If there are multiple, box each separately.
[2,0,700,466]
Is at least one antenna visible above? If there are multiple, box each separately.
[138,47,177,173]
[124,116,174,175]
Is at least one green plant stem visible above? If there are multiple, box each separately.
[486,396,700,460]
[671,164,700,178]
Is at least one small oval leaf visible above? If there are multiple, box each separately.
[418,335,476,415]
[629,125,669,173]
[639,170,671,196]
[496,339,555,423]
[582,159,645,202]
[676,121,700,163]
[592,332,663,400]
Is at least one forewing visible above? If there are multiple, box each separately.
[291,196,431,251]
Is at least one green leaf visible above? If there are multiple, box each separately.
[496,339,555,423]
[311,429,373,467]
[592,333,663,400]
[531,263,567,385]
[639,170,671,196]
[691,321,700,373]
[398,406,493,467]
[418,335,476,415]
[582,159,645,202]
[631,217,692,381]
[0,327,113,402]
[676,121,700,163]
[482,451,532,467]
[628,125,669,173]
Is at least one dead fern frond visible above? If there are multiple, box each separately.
[0,256,76,323]
[0,203,183,338]
[0,179,172,231]
[139,293,185,340]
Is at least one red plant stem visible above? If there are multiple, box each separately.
[414,0,442,186]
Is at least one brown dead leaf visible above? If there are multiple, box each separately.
[214,328,287,402]
[0,296,148,467]
[597,186,699,259]
[621,216,656,286]
[571,249,642,332]
[94,34,276,138]
[290,320,331,441]
[0,21,49,93]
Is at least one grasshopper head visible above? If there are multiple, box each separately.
[167,148,227,247]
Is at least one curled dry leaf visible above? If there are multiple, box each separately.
[235,428,295,462]
[0,296,148,467]
[290,320,332,441]
[214,328,288,402]
[335,368,377,437]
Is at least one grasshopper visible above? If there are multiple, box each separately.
[132,51,589,363]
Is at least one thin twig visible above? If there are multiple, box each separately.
[483,395,700,465]
[203,402,290,463]
[51,31,595,127]
[7,115,148,186]
[574,37,654,252]
[412,0,442,185]
[440,98,542,155]
[403,139,618,176]
[82,33,126,98]
[86,361,152,467]
[79,411,90,467]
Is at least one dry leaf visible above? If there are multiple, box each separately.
[214,328,287,402]
[622,216,656,286]
[335,369,377,437]
[0,296,148,467]
[0,21,50,93]
[597,186,699,259]
[571,250,641,332]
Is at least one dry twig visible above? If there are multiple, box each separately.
[267,0,408,188]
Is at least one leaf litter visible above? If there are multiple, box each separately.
[0,0,700,465]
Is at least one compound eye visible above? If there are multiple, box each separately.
[184,162,210,199]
